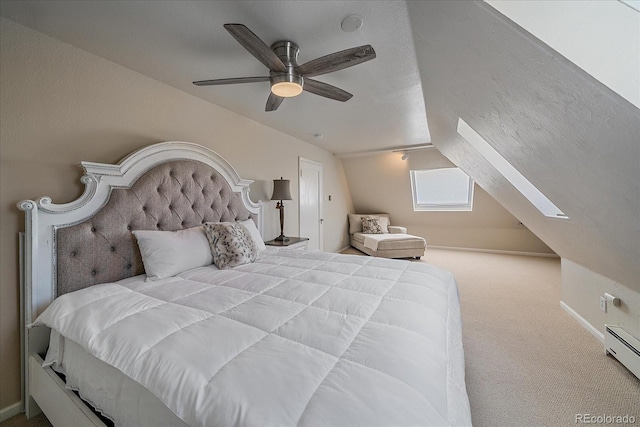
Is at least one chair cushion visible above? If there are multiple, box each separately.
[352,233,426,250]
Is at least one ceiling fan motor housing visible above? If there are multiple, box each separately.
[270,41,304,96]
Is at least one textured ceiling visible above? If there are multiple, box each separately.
[0,0,430,155]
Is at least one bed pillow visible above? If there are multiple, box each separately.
[132,226,214,280]
[361,216,386,234]
[203,222,258,269]
[361,216,385,234]
[238,219,266,252]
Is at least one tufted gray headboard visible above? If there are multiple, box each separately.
[20,141,262,316]
[56,159,257,295]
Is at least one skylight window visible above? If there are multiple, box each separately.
[410,168,474,211]
[457,118,568,219]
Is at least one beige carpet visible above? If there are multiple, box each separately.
[0,414,50,427]
[5,248,639,427]
[346,247,639,427]
[423,248,639,427]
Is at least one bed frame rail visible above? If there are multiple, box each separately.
[29,354,107,426]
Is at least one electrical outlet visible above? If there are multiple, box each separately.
[599,296,607,313]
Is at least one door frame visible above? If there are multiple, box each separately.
[298,157,323,251]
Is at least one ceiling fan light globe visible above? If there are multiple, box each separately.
[271,82,303,98]
[270,72,304,98]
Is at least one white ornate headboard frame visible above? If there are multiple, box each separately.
[18,141,262,414]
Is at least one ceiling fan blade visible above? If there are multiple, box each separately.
[224,24,286,72]
[296,45,376,78]
[304,79,353,102]
[266,92,284,111]
[193,76,269,86]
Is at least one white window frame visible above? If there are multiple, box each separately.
[410,168,475,212]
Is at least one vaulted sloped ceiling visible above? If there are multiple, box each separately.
[407,1,639,289]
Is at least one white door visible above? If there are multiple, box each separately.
[299,157,323,251]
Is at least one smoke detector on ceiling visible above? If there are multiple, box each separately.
[341,15,363,33]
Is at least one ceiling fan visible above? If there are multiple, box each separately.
[193,24,376,112]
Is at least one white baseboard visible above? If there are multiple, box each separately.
[560,301,604,344]
[0,401,22,422]
[337,245,352,253]
[428,245,559,258]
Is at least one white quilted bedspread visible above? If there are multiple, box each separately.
[34,249,471,427]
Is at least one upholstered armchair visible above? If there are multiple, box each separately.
[347,214,426,259]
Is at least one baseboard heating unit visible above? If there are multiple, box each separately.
[605,325,640,379]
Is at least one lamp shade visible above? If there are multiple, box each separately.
[271,178,292,201]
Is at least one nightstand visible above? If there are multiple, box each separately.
[264,237,309,250]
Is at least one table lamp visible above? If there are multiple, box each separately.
[271,177,292,241]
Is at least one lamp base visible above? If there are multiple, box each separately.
[274,234,290,242]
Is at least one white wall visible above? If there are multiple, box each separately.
[0,18,353,410]
[486,0,640,109]
[562,259,640,341]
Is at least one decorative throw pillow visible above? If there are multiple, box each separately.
[132,226,214,281]
[348,214,390,234]
[203,222,258,269]
[361,216,385,234]
[238,219,266,252]
[375,215,390,233]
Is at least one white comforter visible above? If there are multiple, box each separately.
[34,249,471,427]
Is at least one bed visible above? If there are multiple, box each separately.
[19,141,471,427]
